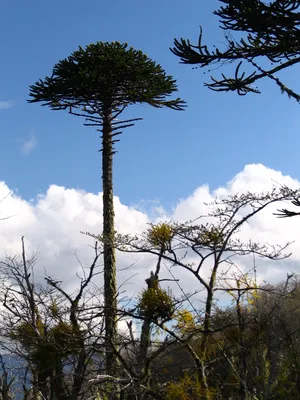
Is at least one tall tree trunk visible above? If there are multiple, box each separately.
[102,107,118,377]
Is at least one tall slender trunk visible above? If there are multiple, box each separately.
[102,107,118,376]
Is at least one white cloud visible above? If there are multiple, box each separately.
[0,163,300,305]
[19,134,37,156]
[0,101,15,111]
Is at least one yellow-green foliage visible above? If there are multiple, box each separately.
[147,223,173,249]
[49,301,60,318]
[166,374,217,400]
[12,320,53,367]
[138,286,175,320]
[12,319,45,347]
[50,321,77,351]
[199,226,223,246]
[173,309,196,335]
[12,318,79,367]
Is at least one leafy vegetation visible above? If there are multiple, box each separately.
[1,2,300,399]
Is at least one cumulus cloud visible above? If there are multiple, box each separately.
[0,163,300,305]
[0,101,15,111]
[19,134,37,156]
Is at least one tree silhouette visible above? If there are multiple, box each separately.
[28,41,185,376]
[171,0,300,101]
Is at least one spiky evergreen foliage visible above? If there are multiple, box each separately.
[171,0,300,100]
[29,41,185,111]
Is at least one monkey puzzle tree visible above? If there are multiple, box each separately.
[171,0,300,102]
[28,41,185,375]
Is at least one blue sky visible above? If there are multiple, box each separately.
[1,0,300,209]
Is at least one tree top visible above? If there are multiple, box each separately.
[29,41,186,112]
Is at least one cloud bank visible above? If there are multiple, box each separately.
[0,164,300,302]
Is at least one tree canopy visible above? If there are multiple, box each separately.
[29,41,186,111]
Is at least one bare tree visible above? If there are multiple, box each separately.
[108,186,300,399]
[0,238,105,400]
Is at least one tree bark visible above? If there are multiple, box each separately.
[102,106,118,377]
